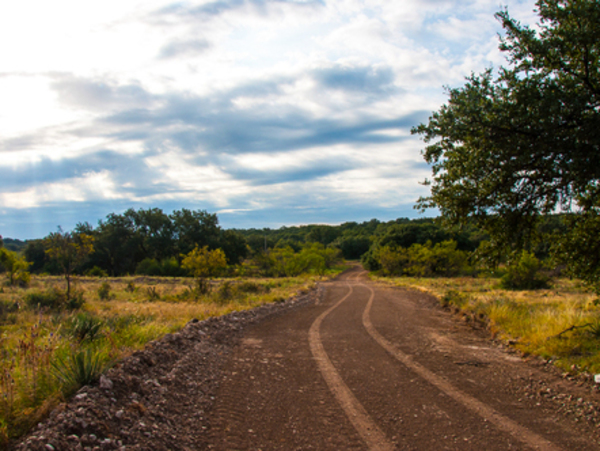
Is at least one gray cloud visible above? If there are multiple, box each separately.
[154,0,325,21]
[50,74,154,111]
[158,38,211,59]
[313,65,397,95]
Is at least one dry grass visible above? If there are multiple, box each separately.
[373,275,600,375]
[0,272,334,445]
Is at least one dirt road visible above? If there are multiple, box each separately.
[207,267,600,450]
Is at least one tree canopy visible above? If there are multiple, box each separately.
[413,1,600,280]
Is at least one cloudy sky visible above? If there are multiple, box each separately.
[0,0,538,239]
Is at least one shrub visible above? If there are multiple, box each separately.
[159,257,184,277]
[440,290,471,309]
[65,290,86,310]
[216,281,235,303]
[25,287,85,311]
[361,247,381,271]
[501,251,550,290]
[25,287,66,310]
[0,248,31,287]
[237,281,262,293]
[97,281,113,300]
[86,266,108,277]
[135,258,162,276]
[376,245,408,276]
[0,299,19,324]
[372,240,470,277]
[67,313,104,343]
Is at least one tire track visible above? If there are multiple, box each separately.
[308,281,395,451]
[360,281,563,451]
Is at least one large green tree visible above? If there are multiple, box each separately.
[413,1,600,276]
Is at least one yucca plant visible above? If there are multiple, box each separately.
[51,348,105,394]
[67,313,104,343]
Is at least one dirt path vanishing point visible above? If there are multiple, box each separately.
[207,267,600,450]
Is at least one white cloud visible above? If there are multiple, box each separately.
[0,0,540,238]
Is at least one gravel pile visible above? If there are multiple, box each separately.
[13,289,320,451]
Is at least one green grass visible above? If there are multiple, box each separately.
[374,275,600,375]
[0,271,341,446]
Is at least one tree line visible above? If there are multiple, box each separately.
[22,208,248,277]
[1,210,492,280]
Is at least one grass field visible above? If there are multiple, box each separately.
[374,275,600,376]
[0,272,337,444]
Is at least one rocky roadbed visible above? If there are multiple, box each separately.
[14,288,322,451]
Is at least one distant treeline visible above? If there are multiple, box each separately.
[235,217,488,261]
[20,208,247,277]
[2,209,567,279]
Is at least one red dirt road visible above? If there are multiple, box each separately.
[207,267,600,450]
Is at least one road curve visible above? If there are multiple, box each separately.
[207,267,600,450]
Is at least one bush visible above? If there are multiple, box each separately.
[0,248,31,287]
[361,247,381,271]
[135,258,162,276]
[216,281,235,303]
[440,290,471,308]
[86,266,108,277]
[97,281,113,300]
[25,287,66,310]
[0,299,19,324]
[376,245,408,276]
[372,240,470,277]
[237,281,262,293]
[159,257,184,277]
[65,290,86,310]
[500,251,550,290]
[25,287,85,310]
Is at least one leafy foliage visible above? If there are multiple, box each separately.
[45,228,94,300]
[181,246,228,279]
[501,251,550,290]
[412,0,600,286]
[25,287,66,310]
[252,244,342,277]
[97,281,113,300]
[375,240,470,277]
[25,287,85,311]
[0,248,30,286]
